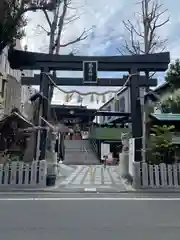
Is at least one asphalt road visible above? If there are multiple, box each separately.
[1,192,180,239]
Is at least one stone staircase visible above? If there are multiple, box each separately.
[64,140,100,165]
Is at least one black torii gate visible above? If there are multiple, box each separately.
[8,48,170,161]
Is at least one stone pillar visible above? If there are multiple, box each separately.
[46,132,58,176]
[117,136,129,177]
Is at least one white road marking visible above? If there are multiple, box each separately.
[83,167,93,184]
[94,167,101,184]
[59,166,83,185]
[103,169,112,184]
[0,197,180,201]
[84,188,97,192]
[109,168,122,184]
[60,166,123,186]
[72,166,87,184]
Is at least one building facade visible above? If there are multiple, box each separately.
[99,88,130,124]
[0,40,36,120]
[0,40,22,117]
[99,87,145,124]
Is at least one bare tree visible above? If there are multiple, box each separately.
[38,0,91,55]
[117,0,169,55]
[37,0,91,101]
[0,0,56,53]
[118,0,169,163]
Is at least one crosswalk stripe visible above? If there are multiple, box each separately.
[59,166,83,185]
[103,168,112,184]
[108,168,121,184]
[94,167,101,184]
[83,167,92,185]
[59,166,123,186]
[73,167,89,184]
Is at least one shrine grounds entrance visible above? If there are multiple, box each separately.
[7,48,170,191]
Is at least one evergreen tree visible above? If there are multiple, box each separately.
[159,59,180,113]
[0,0,55,53]
[165,59,180,89]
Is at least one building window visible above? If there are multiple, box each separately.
[107,105,111,120]
[119,97,125,112]
[115,99,119,112]
[1,79,6,98]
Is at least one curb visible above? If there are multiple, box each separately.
[1,187,180,194]
[118,178,180,193]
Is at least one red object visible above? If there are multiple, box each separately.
[74,134,82,140]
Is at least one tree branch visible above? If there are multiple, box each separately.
[59,29,88,47]
[64,15,80,25]
[119,0,169,55]
[42,9,52,28]
[37,24,50,35]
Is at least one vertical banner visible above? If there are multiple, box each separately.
[83,61,98,83]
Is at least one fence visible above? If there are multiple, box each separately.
[0,160,47,187]
[128,138,180,188]
[134,162,180,188]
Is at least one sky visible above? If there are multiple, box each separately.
[24,0,180,109]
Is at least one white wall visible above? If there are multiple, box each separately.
[0,40,23,117]
[0,40,22,82]
[99,88,130,124]
[0,39,36,118]
[99,87,146,125]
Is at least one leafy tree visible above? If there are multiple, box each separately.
[157,60,180,113]
[165,59,180,89]
[147,125,176,164]
[159,94,180,113]
[0,0,55,53]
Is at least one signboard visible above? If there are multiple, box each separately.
[64,118,80,124]
[83,61,98,83]
[101,143,110,159]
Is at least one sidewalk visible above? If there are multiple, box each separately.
[122,179,180,193]
[1,183,180,193]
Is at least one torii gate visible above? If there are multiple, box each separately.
[8,48,170,161]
